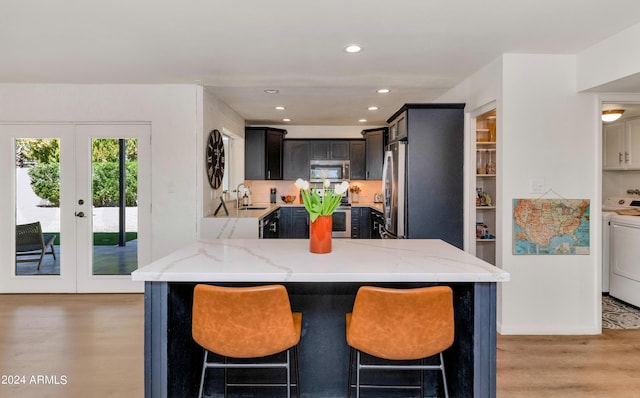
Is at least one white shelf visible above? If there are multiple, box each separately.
[474,109,498,266]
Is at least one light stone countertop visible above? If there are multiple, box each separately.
[132,238,510,283]
[207,202,383,219]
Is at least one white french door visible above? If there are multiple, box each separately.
[75,125,150,293]
[1,124,150,293]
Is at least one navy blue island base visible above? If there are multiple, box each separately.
[144,280,497,398]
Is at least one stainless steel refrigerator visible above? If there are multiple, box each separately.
[381,104,464,248]
[382,141,406,238]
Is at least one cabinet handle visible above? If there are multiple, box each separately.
[268,170,271,179]
[626,152,630,163]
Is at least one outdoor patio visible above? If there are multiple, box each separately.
[15,167,138,276]
[15,241,138,276]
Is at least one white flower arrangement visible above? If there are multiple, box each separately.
[295,178,349,222]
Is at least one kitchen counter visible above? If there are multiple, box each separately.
[201,202,383,239]
[354,201,383,211]
[207,202,283,219]
[201,202,295,239]
[206,202,382,219]
[132,239,507,282]
[136,239,508,397]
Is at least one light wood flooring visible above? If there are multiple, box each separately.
[2,294,640,397]
[0,294,143,398]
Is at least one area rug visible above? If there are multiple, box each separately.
[602,295,640,329]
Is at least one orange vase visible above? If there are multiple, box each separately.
[309,215,332,254]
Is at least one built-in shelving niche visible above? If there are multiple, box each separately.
[473,109,497,265]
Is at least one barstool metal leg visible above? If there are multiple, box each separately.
[347,348,354,398]
[420,358,425,398]
[198,350,208,398]
[440,352,449,398]
[294,346,301,398]
[355,350,362,398]
[285,349,291,398]
[223,356,228,398]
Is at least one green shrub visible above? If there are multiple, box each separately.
[28,162,138,207]
[28,163,61,206]
[92,162,138,206]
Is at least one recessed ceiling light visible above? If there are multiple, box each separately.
[368,106,379,111]
[275,106,285,110]
[345,44,362,53]
[283,118,291,122]
[359,119,367,123]
[264,89,279,94]
[377,88,390,94]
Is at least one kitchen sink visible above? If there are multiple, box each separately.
[238,206,268,211]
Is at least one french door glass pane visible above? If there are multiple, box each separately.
[15,138,61,276]
[91,138,138,276]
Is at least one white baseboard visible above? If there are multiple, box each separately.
[497,321,601,335]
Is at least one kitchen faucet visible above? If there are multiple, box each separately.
[236,183,246,208]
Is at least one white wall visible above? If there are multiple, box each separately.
[0,84,199,263]
[577,22,640,91]
[201,87,246,219]
[435,57,503,112]
[603,169,640,198]
[437,55,601,334]
[500,54,600,334]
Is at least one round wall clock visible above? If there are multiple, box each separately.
[206,129,225,189]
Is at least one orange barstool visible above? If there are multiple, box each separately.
[192,284,302,398]
[346,286,454,398]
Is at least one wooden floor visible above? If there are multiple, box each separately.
[497,331,640,397]
[2,294,640,398]
[0,294,143,398]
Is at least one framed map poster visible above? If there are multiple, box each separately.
[513,199,590,255]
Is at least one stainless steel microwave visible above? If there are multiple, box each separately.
[309,160,350,182]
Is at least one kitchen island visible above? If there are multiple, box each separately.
[132,239,509,397]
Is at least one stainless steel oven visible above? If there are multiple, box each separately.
[312,188,351,238]
[331,206,351,238]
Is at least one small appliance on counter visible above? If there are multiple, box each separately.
[374,193,383,203]
[270,188,277,203]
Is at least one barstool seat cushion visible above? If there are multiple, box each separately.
[346,285,454,360]
[192,284,301,359]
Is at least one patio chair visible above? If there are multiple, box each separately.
[16,222,57,270]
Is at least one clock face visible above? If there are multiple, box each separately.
[206,129,225,189]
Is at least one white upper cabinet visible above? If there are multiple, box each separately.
[604,118,640,170]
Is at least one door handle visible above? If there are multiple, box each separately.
[75,212,85,218]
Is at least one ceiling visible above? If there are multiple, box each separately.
[3,0,640,126]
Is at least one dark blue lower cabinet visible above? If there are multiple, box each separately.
[280,207,309,239]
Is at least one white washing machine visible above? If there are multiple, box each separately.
[606,197,640,307]
[602,197,636,293]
